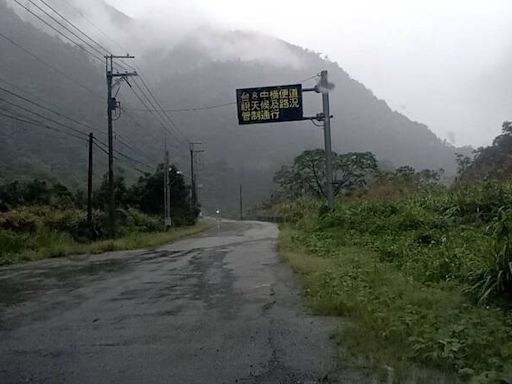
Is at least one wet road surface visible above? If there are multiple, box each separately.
[0,220,380,383]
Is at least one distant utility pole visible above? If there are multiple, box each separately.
[189,142,204,211]
[87,132,93,231]
[320,70,335,211]
[105,54,137,237]
[239,184,243,221]
[164,142,171,228]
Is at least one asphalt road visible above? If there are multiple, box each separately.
[0,220,381,383]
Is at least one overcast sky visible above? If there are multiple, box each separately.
[107,0,512,147]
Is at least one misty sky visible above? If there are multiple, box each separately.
[107,0,512,147]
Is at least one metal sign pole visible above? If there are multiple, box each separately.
[320,70,335,210]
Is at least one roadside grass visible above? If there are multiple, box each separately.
[0,220,212,265]
[279,227,512,383]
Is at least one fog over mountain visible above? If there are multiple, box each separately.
[105,0,512,148]
[0,0,481,215]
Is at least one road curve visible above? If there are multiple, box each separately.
[0,220,379,383]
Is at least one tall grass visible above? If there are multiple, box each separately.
[277,180,512,382]
[278,180,512,302]
[0,205,210,265]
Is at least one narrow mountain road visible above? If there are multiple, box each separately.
[0,220,380,383]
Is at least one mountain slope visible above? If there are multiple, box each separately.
[0,0,459,216]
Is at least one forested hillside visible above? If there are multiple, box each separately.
[0,0,462,216]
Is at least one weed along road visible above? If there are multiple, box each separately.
[0,220,379,384]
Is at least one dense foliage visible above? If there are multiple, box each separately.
[274,150,378,198]
[278,181,512,382]
[0,164,198,263]
[272,126,512,381]
[273,149,445,201]
[282,181,512,301]
[459,121,512,179]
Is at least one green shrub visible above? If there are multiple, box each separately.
[0,230,28,256]
[284,179,512,300]
[469,209,512,303]
[0,208,39,232]
[120,208,162,233]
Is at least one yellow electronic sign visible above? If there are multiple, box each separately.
[236,84,303,125]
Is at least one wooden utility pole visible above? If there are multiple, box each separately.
[105,54,137,237]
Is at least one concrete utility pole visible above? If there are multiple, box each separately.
[189,142,204,211]
[239,184,243,221]
[320,70,335,210]
[87,132,93,231]
[105,54,137,237]
[164,143,171,228]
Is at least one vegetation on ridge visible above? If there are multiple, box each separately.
[272,122,512,382]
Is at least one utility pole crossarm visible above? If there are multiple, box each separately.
[110,72,137,78]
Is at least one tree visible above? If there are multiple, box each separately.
[22,179,50,205]
[460,121,512,179]
[455,153,473,176]
[293,149,330,198]
[274,149,378,198]
[49,183,74,207]
[128,164,197,226]
[334,152,378,195]
[375,165,444,189]
[273,165,305,199]
[94,168,129,210]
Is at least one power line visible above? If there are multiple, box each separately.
[8,0,199,172]
[94,135,153,170]
[23,0,195,151]
[126,101,236,113]
[0,42,172,165]
[114,149,153,170]
[301,74,321,83]
[0,109,88,142]
[12,0,104,63]
[32,0,131,73]
[36,0,110,54]
[0,79,159,164]
[52,0,136,75]
[136,75,189,142]
[25,0,107,59]
[0,31,101,98]
[120,107,187,159]
[1,106,179,178]
[131,78,187,143]
[92,138,109,155]
[92,138,153,174]
[126,83,187,150]
[59,0,127,53]
[123,73,319,114]
[0,97,89,138]
[0,83,105,138]
[115,134,160,165]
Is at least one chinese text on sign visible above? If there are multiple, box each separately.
[236,84,303,125]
